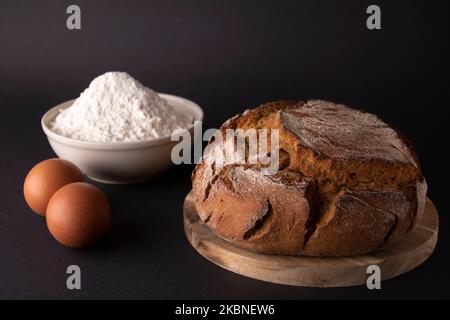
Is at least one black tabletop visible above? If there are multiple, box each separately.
[0,0,449,299]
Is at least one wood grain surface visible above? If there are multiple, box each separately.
[183,191,439,287]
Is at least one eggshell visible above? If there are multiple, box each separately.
[46,182,111,248]
[23,158,84,216]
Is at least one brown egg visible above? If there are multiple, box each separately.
[46,182,111,248]
[23,158,84,216]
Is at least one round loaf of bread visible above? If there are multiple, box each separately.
[192,100,427,256]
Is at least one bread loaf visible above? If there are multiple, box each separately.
[192,100,427,256]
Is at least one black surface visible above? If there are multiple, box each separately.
[0,0,449,299]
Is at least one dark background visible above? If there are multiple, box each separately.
[0,0,448,299]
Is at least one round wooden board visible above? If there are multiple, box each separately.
[183,191,439,287]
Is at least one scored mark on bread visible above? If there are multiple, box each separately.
[202,166,219,202]
[243,200,274,240]
[379,213,399,249]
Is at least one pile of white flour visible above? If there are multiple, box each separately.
[50,72,193,142]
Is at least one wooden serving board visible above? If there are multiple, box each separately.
[183,191,439,287]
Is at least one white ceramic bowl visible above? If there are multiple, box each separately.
[41,94,203,184]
